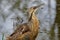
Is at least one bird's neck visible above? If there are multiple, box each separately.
[28,13,39,37]
[28,8,39,25]
[28,12,39,27]
[31,13,39,28]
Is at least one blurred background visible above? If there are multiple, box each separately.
[0,0,60,40]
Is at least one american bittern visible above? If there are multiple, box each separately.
[7,4,44,40]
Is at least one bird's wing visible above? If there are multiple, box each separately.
[9,23,30,38]
[16,32,33,40]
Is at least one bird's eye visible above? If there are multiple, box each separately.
[33,7,37,9]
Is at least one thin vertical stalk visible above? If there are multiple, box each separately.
[56,0,60,40]
[48,0,55,40]
[2,33,4,40]
[48,0,51,26]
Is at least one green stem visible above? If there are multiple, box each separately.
[2,33,4,40]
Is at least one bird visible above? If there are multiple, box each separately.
[6,4,44,40]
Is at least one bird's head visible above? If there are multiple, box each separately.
[28,5,40,15]
[27,4,44,21]
[28,3,44,14]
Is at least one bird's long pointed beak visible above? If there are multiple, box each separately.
[34,3,45,9]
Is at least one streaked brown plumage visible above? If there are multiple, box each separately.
[6,4,44,40]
